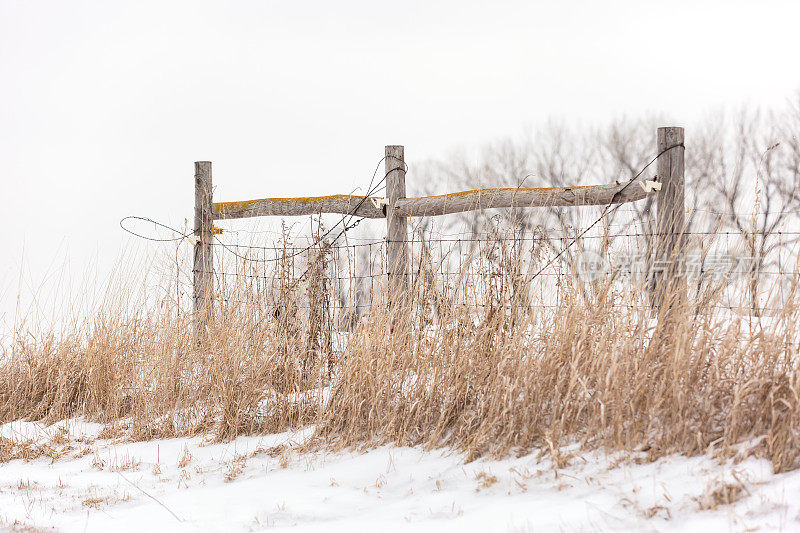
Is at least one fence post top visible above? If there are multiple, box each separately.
[385,146,405,165]
[657,127,685,145]
[657,126,685,135]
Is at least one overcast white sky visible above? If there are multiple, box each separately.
[2,0,800,329]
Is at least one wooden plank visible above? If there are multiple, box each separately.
[194,161,213,337]
[213,194,386,220]
[385,145,408,319]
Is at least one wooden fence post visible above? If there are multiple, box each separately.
[194,161,213,339]
[385,145,408,320]
[652,127,686,311]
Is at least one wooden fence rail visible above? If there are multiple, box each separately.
[212,181,652,220]
[193,127,685,335]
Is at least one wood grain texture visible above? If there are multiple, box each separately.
[393,180,651,217]
[213,195,386,219]
[194,161,213,334]
[212,180,653,221]
[385,145,408,312]
[653,127,686,309]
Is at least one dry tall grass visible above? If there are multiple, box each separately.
[1,232,799,475]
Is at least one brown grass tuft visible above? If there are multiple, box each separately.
[2,229,799,476]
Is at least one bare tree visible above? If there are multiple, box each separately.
[410,101,800,314]
[694,108,800,314]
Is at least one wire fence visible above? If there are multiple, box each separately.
[186,207,799,328]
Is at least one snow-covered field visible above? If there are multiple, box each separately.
[1,420,798,532]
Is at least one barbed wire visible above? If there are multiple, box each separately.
[209,228,800,280]
[209,297,793,315]
[527,142,685,283]
[120,216,192,242]
[120,143,800,321]
[212,156,404,266]
[118,155,404,250]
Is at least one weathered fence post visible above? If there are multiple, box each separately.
[652,127,686,311]
[194,161,213,339]
[385,145,408,320]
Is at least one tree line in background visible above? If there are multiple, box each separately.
[393,93,800,315]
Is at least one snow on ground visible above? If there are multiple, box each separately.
[1,420,798,532]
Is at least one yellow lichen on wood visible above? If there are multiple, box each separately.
[210,181,649,220]
[409,185,594,201]
[213,194,382,214]
[211,194,387,220]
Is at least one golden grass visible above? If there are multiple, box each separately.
[1,234,799,476]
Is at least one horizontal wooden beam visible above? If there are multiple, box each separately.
[395,180,650,217]
[397,183,647,217]
[212,180,652,220]
[213,194,386,220]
